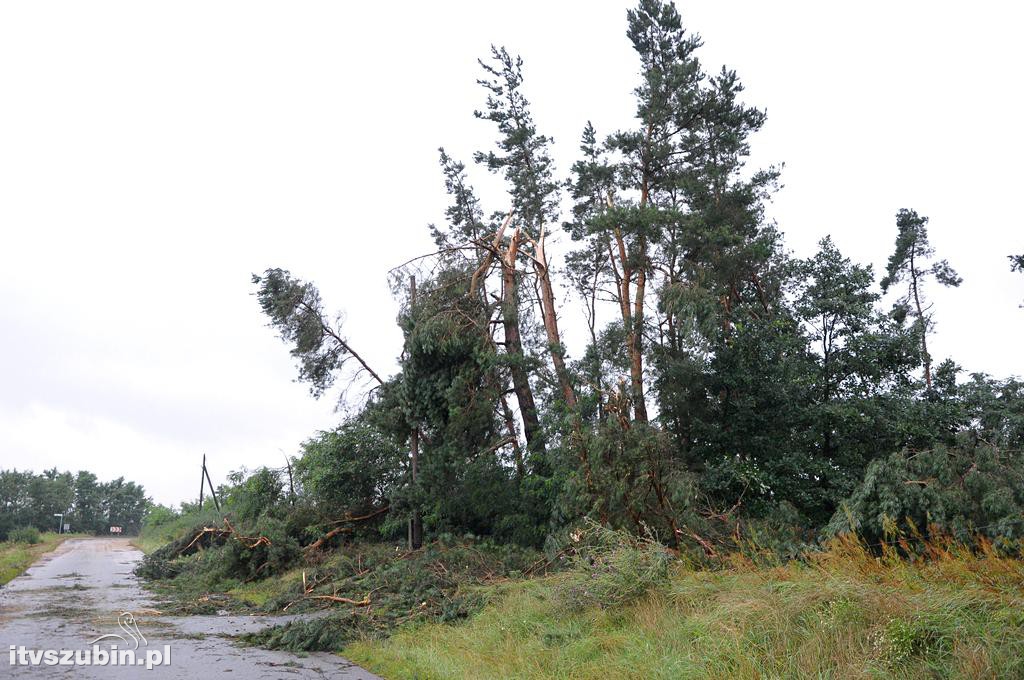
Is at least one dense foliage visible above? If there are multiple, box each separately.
[0,468,148,539]
[245,0,1022,557]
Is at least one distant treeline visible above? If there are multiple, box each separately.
[0,468,149,539]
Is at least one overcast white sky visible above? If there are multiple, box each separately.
[1,2,1021,507]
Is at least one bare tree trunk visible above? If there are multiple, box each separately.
[502,229,545,456]
[630,239,649,423]
[409,426,422,549]
[409,275,422,550]
[529,227,577,409]
[909,249,932,390]
[606,193,648,423]
[525,228,597,505]
[282,452,295,506]
[631,141,652,425]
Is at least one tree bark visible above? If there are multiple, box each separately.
[502,229,545,456]
[530,227,577,410]
[630,238,649,423]
[909,247,932,389]
[606,193,648,423]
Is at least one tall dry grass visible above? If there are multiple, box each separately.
[346,531,1024,679]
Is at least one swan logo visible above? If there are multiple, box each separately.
[90,612,147,649]
[8,611,171,669]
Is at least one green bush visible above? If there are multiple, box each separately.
[826,440,1024,550]
[223,515,301,578]
[8,526,41,544]
[142,504,178,529]
[555,522,672,611]
[871,614,955,667]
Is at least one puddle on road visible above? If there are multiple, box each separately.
[0,538,378,679]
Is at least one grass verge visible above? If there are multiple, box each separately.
[132,516,1024,677]
[0,533,89,586]
[344,535,1024,679]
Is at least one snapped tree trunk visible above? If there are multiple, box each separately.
[526,227,598,503]
[909,248,932,390]
[530,227,577,410]
[502,228,545,456]
[500,394,526,478]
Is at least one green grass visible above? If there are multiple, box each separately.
[0,533,88,585]
[131,533,170,555]
[227,565,306,607]
[132,512,1024,677]
[345,537,1024,679]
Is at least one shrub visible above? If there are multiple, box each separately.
[826,441,1024,551]
[237,515,301,577]
[142,504,178,529]
[294,423,403,520]
[8,526,41,544]
[555,522,672,611]
[871,615,951,667]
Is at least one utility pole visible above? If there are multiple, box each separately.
[199,453,206,509]
[203,460,222,514]
[409,275,423,550]
[198,453,221,514]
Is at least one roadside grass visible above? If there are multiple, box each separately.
[131,533,170,555]
[131,512,1024,677]
[227,565,306,607]
[344,535,1024,679]
[0,533,90,586]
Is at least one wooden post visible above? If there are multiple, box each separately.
[204,463,222,514]
[199,453,206,509]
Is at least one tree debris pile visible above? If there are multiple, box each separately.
[244,539,542,652]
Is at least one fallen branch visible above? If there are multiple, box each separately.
[306,594,371,607]
[182,527,230,554]
[523,546,571,577]
[326,505,391,525]
[178,519,271,556]
[282,588,371,612]
[222,517,272,549]
[304,526,353,553]
[677,528,718,557]
[306,505,390,552]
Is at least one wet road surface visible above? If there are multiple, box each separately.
[0,538,380,678]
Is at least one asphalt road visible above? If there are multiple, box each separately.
[0,537,380,678]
